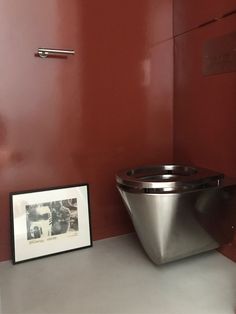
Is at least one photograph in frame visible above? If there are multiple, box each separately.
[10,184,92,264]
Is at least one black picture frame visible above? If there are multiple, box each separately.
[10,183,92,264]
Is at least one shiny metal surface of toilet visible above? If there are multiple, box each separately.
[116,165,236,265]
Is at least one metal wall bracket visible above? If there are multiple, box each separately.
[38,48,75,58]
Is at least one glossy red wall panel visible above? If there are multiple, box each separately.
[148,0,173,44]
[174,0,236,35]
[0,0,173,261]
[148,40,173,153]
[174,14,236,260]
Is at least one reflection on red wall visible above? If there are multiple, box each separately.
[148,0,173,44]
[0,0,173,262]
[174,1,236,261]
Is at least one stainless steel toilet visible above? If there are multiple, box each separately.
[116,164,236,265]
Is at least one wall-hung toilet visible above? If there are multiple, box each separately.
[116,165,236,265]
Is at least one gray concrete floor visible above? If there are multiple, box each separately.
[0,234,235,314]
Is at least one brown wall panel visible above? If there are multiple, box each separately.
[174,0,236,35]
[174,14,236,260]
[0,0,173,261]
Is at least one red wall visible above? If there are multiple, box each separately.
[174,2,236,261]
[1,0,235,264]
[174,0,236,35]
[0,0,173,261]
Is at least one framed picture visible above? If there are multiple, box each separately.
[10,184,92,264]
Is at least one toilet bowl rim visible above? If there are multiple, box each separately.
[116,164,224,190]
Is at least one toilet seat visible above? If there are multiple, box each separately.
[116,164,224,192]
